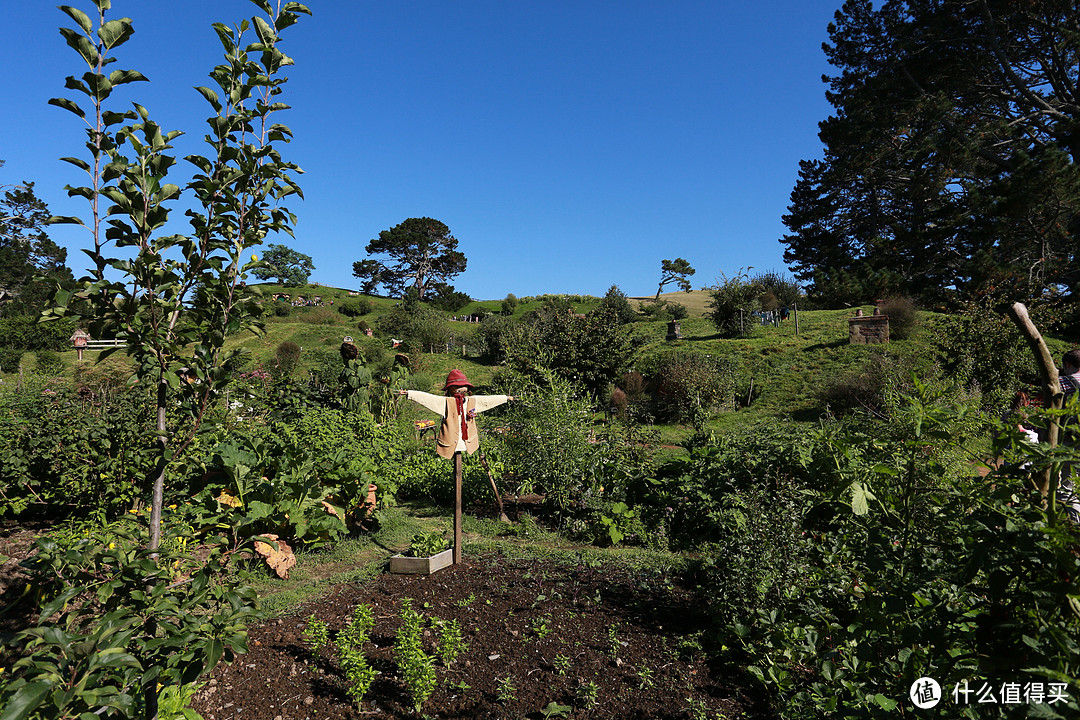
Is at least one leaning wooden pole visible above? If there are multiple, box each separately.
[453,451,463,564]
[1006,302,1062,499]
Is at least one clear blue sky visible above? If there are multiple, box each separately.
[4,1,837,300]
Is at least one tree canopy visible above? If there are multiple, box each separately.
[781,0,1080,312]
[655,258,696,301]
[252,243,314,286]
[352,217,466,299]
[0,177,73,315]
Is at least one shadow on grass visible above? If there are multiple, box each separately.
[802,338,847,351]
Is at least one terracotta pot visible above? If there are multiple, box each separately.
[364,483,378,516]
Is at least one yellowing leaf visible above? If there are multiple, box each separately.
[253,534,296,579]
[216,490,243,509]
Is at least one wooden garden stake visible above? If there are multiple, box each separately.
[454,451,463,564]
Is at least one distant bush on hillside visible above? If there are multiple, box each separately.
[298,307,336,325]
[707,271,761,338]
[752,270,802,308]
[667,302,689,320]
[650,352,737,425]
[35,350,64,376]
[274,341,302,377]
[878,296,918,340]
[337,298,372,317]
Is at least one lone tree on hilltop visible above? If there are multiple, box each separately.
[353,217,466,299]
[655,258,696,301]
[252,243,314,286]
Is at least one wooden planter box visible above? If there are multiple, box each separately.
[389,548,453,575]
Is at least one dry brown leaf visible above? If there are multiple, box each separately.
[321,500,342,519]
[253,534,296,579]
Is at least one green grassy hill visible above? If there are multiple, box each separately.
[11,282,1069,449]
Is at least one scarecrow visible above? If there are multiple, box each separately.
[399,370,513,562]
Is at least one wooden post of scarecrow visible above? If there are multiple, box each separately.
[399,370,513,564]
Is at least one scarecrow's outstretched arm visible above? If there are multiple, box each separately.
[400,389,446,415]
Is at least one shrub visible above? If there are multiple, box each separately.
[933,296,1038,412]
[877,295,917,340]
[501,293,518,315]
[298,307,336,325]
[649,352,737,425]
[667,302,689,320]
[0,314,79,351]
[0,347,24,373]
[34,349,64,376]
[707,270,761,338]
[751,269,802,308]
[337,298,372,317]
[477,315,515,362]
[598,285,638,325]
[273,303,291,317]
[274,341,302,377]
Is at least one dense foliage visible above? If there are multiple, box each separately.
[352,217,466,299]
[251,243,315,287]
[782,0,1080,314]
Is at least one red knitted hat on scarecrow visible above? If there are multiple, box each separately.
[442,369,474,391]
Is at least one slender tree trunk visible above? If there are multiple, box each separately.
[150,376,168,551]
[1007,302,1061,501]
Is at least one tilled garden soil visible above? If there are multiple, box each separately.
[192,551,771,719]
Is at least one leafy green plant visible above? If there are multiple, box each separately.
[156,682,205,720]
[575,680,599,709]
[496,675,518,704]
[552,653,571,676]
[433,618,468,667]
[718,383,1080,719]
[637,665,655,689]
[607,623,622,660]
[337,606,376,707]
[408,531,450,557]
[301,615,329,653]
[0,519,259,719]
[541,700,573,718]
[394,599,437,713]
[531,615,552,640]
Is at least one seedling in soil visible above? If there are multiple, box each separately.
[553,653,571,676]
[395,598,437,712]
[607,623,622,659]
[685,696,711,720]
[456,593,476,607]
[541,700,573,718]
[637,665,655,689]
[532,614,552,639]
[337,611,377,707]
[433,618,468,667]
[449,679,471,694]
[496,675,518,704]
[302,614,329,653]
[576,680,599,709]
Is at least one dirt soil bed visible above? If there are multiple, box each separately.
[192,551,771,719]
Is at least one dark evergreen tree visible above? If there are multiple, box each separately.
[782,0,1080,312]
[0,178,74,315]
